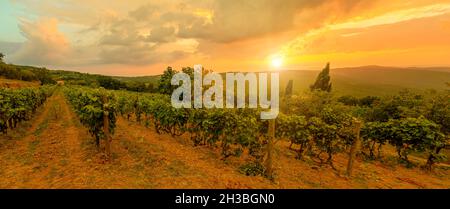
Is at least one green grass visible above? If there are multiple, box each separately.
[165,160,190,177]
[119,139,159,167]
[34,119,48,136]
[28,140,40,153]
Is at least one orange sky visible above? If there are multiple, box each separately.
[1,0,450,76]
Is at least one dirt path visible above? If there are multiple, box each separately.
[0,93,54,188]
[0,93,97,188]
[114,118,273,188]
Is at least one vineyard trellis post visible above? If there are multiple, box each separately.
[264,119,275,178]
[347,118,362,177]
[102,94,112,160]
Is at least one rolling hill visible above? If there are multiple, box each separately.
[3,63,449,96]
[280,66,450,96]
[115,65,450,96]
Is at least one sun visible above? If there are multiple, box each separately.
[271,57,283,69]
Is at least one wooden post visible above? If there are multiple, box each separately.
[102,95,111,160]
[264,119,275,178]
[347,118,361,177]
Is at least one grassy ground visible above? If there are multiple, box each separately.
[0,77,40,89]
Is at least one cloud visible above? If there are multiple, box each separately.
[330,3,450,30]
[3,0,383,69]
[6,0,450,74]
[128,3,159,21]
[10,18,71,65]
[177,0,373,42]
[146,26,177,43]
[13,0,372,44]
[278,2,450,57]
[93,14,197,65]
[177,0,308,42]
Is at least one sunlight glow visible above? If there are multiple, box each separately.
[271,57,283,69]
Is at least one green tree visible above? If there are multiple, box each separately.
[181,66,194,80]
[338,95,359,106]
[426,92,450,135]
[310,63,332,92]
[97,75,125,90]
[0,52,4,63]
[158,66,178,94]
[284,80,293,98]
[359,96,380,107]
[276,113,309,158]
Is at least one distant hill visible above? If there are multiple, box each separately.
[0,77,40,89]
[113,65,450,96]
[279,66,450,96]
[3,62,448,96]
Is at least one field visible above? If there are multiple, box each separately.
[0,86,449,189]
[0,77,40,89]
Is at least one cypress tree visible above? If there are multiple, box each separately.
[284,80,293,98]
[310,63,332,92]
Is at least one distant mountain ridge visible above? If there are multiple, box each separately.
[114,65,449,96]
[279,66,450,96]
[3,62,448,96]
[333,65,450,72]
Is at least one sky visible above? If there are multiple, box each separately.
[0,0,450,76]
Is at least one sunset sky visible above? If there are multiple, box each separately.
[1,0,450,76]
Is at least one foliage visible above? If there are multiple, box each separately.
[284,80,293,98]
[310,63,332,92]
[424,92,450,134]
[114,91,265,160]
[362,117,446,166]
[90,84,449,171]
[97,76,126,90]
[158,66,178,94]
[0,63,56,85]
[64,86,117,147]
[365,89,425,122]
[239,162,265,176]
[276,113,309,157]
[0,86,54,134]
[338,95,380,107]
